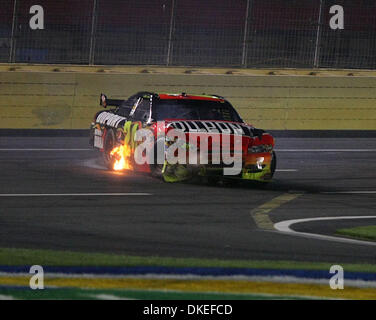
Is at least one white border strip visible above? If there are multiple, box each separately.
[1,148,376,152]
[0,193,151,197]
[274,216,376,246]
[275,149,376,152]
[322,191,376,194]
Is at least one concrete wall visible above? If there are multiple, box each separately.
[1,65,376,130]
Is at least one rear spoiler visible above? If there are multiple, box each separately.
[99,93,124,108]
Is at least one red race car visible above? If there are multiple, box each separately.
[90,92,276,183]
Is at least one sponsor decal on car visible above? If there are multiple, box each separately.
[96,112,126,128]
[93,128,103,149]
[167,120,254,136]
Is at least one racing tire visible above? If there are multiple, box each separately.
[102,128,116,170]
[250,150,277,188]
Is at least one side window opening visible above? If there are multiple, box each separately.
[117,101,133,117]
[117,94,143,118]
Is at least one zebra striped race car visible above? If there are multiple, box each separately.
[89,91,276,183]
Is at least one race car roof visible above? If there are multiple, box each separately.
[157,93,225,102]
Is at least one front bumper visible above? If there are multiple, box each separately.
[162,152,274,183]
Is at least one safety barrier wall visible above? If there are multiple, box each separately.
[0,65,376,130]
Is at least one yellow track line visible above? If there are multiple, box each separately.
[251,193,303,230]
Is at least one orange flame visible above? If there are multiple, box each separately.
[110,144,133,171]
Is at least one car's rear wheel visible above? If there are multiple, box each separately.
[103,128,116,170]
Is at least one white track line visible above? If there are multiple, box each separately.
[0,148,92,151]
[0,193,151,197]
[276,169,298,172]
[274,216,376,246]
[275,149,376,152]
[0,295,15,300]
[2,148,376,152]
[86,294,134,300]
[322,191,376,194]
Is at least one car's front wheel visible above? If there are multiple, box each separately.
[149,139,165,179]
[270,150,277,178]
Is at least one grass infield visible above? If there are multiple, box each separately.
[336,226,376,242]
[0,287,312,300]
[1,247,376,273]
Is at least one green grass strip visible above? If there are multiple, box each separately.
[336,225,376,242]
[0,247,376,273]
[0,287,311,300]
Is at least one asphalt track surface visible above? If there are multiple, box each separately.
[1,136,376,264]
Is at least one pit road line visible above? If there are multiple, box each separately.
[0,193,152,197]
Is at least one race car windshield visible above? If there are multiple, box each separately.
[153,99,243,122]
